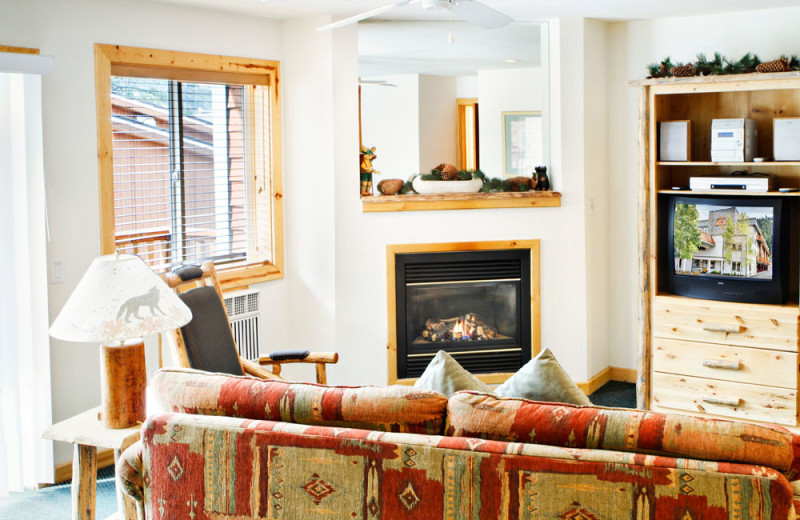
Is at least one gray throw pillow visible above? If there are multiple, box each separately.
[414,350,494,398]
[495,348,591,405]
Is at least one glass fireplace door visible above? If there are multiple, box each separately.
[396,250,531,378]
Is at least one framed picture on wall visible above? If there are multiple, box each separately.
[503,111,542,176]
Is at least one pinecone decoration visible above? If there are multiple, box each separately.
[507,176,532,191]
[756,58,789,73]
[435,163,459,180]
[377,179,404,195]
[670,63,696,77]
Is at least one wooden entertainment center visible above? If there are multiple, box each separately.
[632,72,800,431]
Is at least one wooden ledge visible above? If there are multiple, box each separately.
[628,71,800,87]
[361,191,561,212]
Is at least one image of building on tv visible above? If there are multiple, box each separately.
[674,204,773,279]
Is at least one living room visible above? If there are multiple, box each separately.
[4,0,800,515]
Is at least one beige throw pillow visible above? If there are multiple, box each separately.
[414,350,494,398]
[494,348,591,405]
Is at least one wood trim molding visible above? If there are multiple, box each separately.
[93,44,283,290]
[386,240,541,385]
[576,366,638,396]
[0,46,40,55]
[52,449,115,485]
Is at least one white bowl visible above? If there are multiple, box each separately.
[411,176,483,194]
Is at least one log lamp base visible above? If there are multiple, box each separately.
[100,339,146,429]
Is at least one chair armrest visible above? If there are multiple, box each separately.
[258,352,339,365]
[117,441,144,505]
[257,352,339,384]
[241,358,282,379]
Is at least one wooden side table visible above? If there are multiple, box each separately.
[43,408,140,520]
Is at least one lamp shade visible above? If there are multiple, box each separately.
[49,253,192,343]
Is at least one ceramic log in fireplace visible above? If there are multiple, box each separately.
[394,249,532,379]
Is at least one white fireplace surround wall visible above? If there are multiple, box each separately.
[272,17,609,389]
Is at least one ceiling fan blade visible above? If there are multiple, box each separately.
[452,0,513,29]
[317,0,416,31]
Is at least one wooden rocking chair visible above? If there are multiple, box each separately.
[162,262,338,383]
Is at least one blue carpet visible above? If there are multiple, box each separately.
[588,380,637,408]
[0,382,636,518]
[0,465,118,520]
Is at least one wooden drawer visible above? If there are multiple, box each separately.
[653,338,798,389]
[651,372,797,426]
[653,295,800,352]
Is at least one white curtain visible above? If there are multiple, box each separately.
[0,54,54,494]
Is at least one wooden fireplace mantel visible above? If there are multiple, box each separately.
[362,191,561,212]
[386,239,541,386]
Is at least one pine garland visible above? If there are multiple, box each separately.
[646,52,800,78]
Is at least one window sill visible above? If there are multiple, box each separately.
[216,261,283,291]
[360,191,561,212]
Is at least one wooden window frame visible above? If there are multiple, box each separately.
[94,44,284,290]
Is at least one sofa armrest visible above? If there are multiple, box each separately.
[117,441,145,507]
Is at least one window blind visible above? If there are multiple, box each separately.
[110,76,271,272]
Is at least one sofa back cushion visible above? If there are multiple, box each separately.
[152,368,448,434]
[446,391,799,472]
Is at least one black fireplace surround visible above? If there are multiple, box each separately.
[395,249,531,379]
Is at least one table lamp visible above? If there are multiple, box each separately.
[50,253,192,429]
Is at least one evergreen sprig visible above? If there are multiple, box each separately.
[646,51,799,78]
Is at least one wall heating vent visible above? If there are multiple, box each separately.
[223,289,261,361]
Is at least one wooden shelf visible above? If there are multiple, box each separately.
[629,71,800,87]
[656,189,800,196]
[658,161,800,167]
[361,191,561,212]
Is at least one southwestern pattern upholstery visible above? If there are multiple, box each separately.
[447,391,800,473]
[119,369,800,519]
[153,368,447,435]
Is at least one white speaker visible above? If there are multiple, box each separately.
[774,118,800,161]
[659,120,691,161]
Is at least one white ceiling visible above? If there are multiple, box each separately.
[138,0,800,79]
[141,0,799,22]
[358,21,541,77]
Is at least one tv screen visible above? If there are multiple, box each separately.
[673,202,774,281]
[664,195,789,304]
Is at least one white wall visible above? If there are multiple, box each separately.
[478,68,545,177]
[361,73,458,177]
[456,76,478,98]
[418,74,457,170]
[281,17,338,374]
[583,19,610,378]
[329,18,600,388]
[0,0,286,466]
[606,6,800,370]
[360,74,420,180]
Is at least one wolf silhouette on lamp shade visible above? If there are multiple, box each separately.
[116,286,166,322]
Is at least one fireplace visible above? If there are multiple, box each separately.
[388,241,540,382]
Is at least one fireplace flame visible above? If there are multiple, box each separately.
[451,318,473,340]
[421,313,497,342]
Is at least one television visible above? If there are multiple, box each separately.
[663,194,790,304]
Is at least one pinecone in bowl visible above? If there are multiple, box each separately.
[435,163,459,180]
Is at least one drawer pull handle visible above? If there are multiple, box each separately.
[702,396,742,407]
[702,359,741,370]
[702,323,745,334]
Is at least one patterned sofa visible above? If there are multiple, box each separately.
[118,369,800,519]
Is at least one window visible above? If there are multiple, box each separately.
[95,45,283,289]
